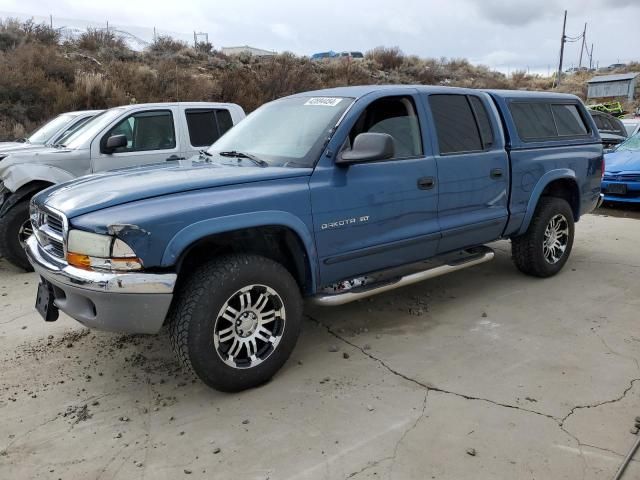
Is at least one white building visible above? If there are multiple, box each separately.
[221,45,277,57]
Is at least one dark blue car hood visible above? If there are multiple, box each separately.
[605,150,640,173]
[38,161,312,218]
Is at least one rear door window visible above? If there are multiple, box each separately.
[429,94,483,154]
[216,110,234,136]
[186,109,218,147]
[186,109,235,147]
[469,96,494,148]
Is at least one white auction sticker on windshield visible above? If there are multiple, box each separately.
[304,97,343,107]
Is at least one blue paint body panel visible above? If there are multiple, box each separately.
[34,85,603,295]
[601,148,640,203]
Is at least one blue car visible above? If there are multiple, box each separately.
[602,133,640,203]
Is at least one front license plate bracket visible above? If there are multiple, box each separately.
[35,280,59,322]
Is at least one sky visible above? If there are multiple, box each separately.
[2,0,638,75]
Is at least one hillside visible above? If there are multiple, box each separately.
[0,18,638,140]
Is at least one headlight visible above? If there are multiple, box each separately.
[66,230,142,272]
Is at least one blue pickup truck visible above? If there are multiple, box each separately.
[25,86,604,392]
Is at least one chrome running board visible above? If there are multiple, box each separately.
[310,247,494,307]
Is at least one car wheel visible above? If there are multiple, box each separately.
[511,197,575,278]
[0,200,34,271]
[168,254,303,392]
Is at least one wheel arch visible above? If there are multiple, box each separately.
[0,180,55,217]
[164,212,318,295]
[518,170,580,236]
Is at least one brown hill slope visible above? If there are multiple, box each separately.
[0,18,638,140]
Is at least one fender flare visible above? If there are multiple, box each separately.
[161,210,319,292]
[2,164,74,193]
[518,168,579,235]
[0,181,56,217]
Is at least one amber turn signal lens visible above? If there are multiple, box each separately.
[67,252,92,270]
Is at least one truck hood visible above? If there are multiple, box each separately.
[39,160,312,218]
[0,141,31,153]
[605,150,640,173]
[0,144,57,158]
[0,146,75,169]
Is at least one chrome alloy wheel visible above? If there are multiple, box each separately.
[543,214,569,264]
[213,284,286,369]
[18,219,33,248]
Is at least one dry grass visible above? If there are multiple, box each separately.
[0,18,638,140]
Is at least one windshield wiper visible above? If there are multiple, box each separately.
[199,149,212,157]
[51,143,66,148]
[218,150,268,168]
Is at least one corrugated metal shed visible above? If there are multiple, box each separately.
[587,72,639,101]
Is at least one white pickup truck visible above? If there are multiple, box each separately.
[0,102,245,269]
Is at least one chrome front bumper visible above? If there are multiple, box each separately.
[596,193,604,209]
[25,235,176,334]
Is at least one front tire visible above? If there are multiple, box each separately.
[511,197,575,278]
[168,254,303,392]
[0,200,34,271]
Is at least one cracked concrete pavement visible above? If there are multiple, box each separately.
[1,213,640,479]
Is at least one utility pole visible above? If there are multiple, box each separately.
[556,10,567,87]
[49,14,53,28]
[578,23,587,68]
[193,31,197,48]
[589,43,594,70]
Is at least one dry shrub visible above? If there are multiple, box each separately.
[0,115,30,141]
[321,58,374,87]
[367,46,405,70]
[0,43,72,125]
[76,28,126,52]
[255,53,321,101]
[72,72,127,109]
[0,18,60,52]
[146,35,189,56]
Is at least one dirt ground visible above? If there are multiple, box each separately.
[1,212,640,480]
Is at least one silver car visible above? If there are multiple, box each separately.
[0,102,245,270]
[0,110,102,155]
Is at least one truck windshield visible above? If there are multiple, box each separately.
[61,108,126,149]
[208,96,353,167]
[616,133,640,152]
[27,114,76,144]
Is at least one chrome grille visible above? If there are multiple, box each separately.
[31,205,67,259]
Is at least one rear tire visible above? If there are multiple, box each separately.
[511,197,574,278]
[168,254,303,392]
[0,201,34,271]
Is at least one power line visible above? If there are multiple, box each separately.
[555,10,592,87]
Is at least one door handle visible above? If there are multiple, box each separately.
[418,177,435,190]
[490,168,503,179]
[166,155,185,161]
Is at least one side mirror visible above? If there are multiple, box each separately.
[103,134,128,153]
[336,132,394,165]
